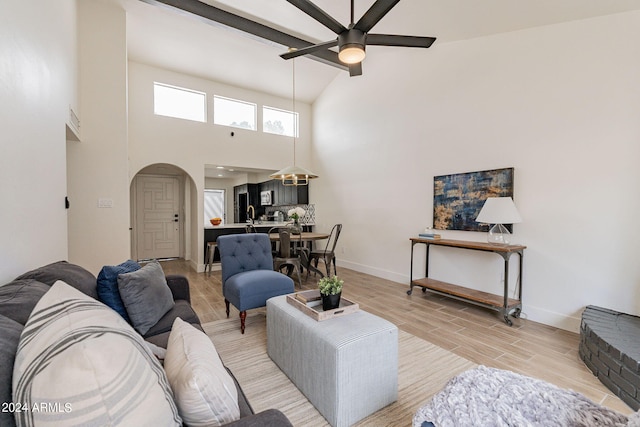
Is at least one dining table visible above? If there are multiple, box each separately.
[269,231,330,278]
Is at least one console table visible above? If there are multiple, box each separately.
[408,238,526,326]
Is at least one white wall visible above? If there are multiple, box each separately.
[127,62,313,269]
[312,11,640,331]
[66,0,130,275]
[0,0,77,283]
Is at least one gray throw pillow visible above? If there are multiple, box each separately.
[117,261,175,335]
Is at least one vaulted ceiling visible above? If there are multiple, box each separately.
[119,0,640,103]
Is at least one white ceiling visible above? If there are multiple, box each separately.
[120,0,640,104]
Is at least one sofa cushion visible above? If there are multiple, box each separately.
[13,281,182,426]
[118,260,175,335]
[143,299,200,339]
[0,279,50,325]
[225,367,254,419]
[145,322,204,350]
[97,259,141,322]
[15,260,98,299]
[164,317,240,426]
[0,315,22,427]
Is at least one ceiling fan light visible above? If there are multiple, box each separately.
[339,44,366,64]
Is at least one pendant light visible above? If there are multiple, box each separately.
[270,53,318,186]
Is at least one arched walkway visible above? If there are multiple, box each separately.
[130,163,196,262]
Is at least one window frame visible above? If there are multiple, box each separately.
[153,82,206,123]
[204,188,226,226]
[213,95,257,131]
[262,105,299,137]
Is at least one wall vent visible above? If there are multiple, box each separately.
[66,106,80,141]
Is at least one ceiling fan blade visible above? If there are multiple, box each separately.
[139,0,347,71]
[349,62,362,77]
[280,39,338,60]
[286,0,347,35]
[367,34,436,48]
[354,0,401,33]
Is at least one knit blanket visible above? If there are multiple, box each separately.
[413,366,640,427]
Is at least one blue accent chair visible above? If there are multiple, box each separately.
[217,233,295,333]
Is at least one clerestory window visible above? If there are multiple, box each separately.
[213,95,256,131]
[153,82,206,122]
[263,106,298,137]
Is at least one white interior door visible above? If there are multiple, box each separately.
[135,175,181,260]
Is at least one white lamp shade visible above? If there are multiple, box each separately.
[475,197,522,224]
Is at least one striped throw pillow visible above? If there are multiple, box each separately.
[12,281,182,427]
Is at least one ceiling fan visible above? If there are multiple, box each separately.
[280,0,436,76]
[140,0,435,77]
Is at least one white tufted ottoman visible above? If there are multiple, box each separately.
[267,295,398,427]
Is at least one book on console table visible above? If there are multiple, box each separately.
[418,233,442,239]
[295,290,321,304]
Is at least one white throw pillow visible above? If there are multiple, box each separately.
[164,317,240,426]
[12,281,182,427]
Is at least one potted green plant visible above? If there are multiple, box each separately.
[318,275,344,311]
[287,207,305,234]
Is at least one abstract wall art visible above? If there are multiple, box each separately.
[433,167,514,231]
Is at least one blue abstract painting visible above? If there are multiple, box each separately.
[433,168,514,231]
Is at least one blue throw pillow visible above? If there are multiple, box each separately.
[97,260,141,322]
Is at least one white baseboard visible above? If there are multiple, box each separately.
[337,259,408,287]
[519,305,581,333]
[190,260,221,274]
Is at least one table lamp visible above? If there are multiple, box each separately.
[475,197,522,244]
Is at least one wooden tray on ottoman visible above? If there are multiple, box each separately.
[286,291,359,321]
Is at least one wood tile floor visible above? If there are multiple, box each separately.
[160,259,632,415]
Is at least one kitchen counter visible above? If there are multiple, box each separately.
[204,221,289,230]
[205,221,315,230]
[203,222,315,264]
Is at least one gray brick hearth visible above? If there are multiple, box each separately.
[580,305,640,410]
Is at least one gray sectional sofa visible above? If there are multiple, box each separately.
[0,260,291,427]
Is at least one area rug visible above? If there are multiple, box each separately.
[413,365,640,427]
[202,313,476,426]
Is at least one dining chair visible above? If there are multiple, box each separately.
[307,223,342,278]
[245,224,257,233]
[273,228,306,288]
[267,226,280,257]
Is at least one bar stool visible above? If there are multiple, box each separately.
[205,241,217,276]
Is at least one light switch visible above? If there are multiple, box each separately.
[98,198,113,208]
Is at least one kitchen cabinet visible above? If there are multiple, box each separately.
[234,180,309,222]
[262,179,308,206]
